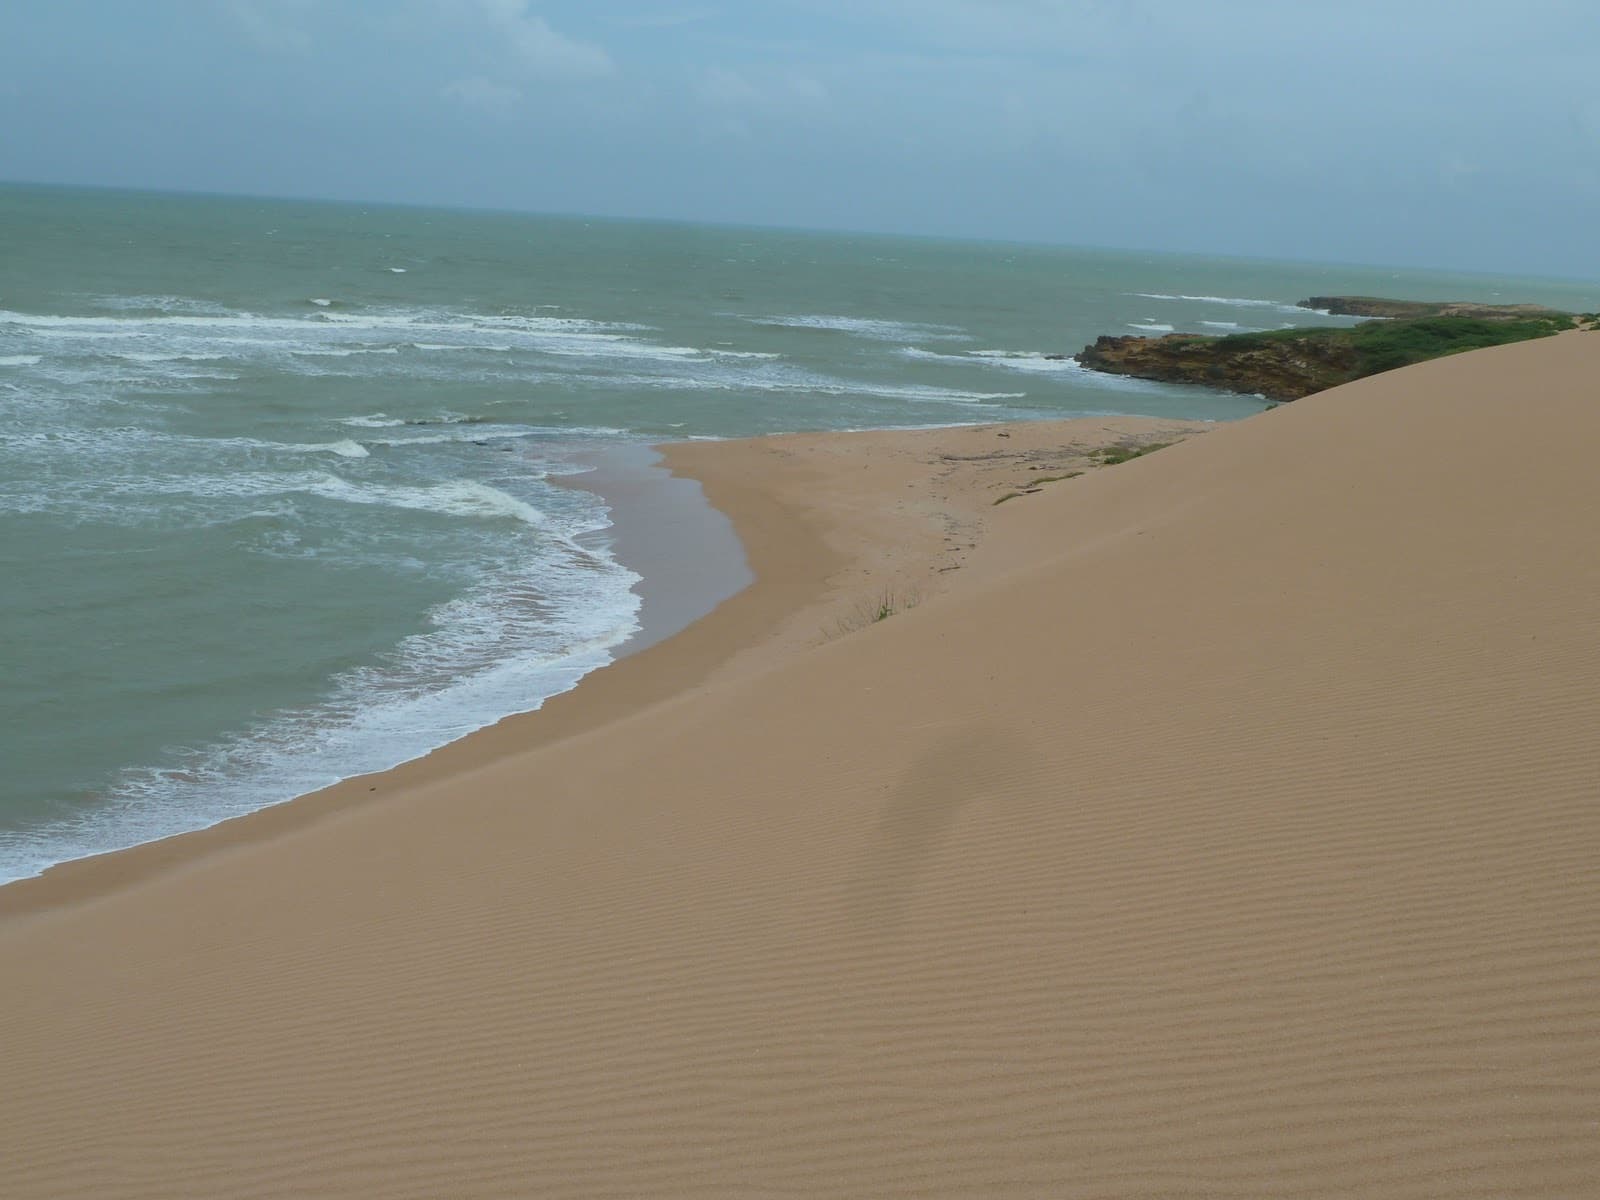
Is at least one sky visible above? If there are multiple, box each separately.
[3,0,1598,278]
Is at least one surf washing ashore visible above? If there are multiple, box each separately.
[4,183,1600,886]
[5,325,1600,1196]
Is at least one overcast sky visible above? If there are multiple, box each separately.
[4,1,1598,278]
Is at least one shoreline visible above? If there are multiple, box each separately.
[5,335,1600,1193]
[0,439,749,901]
[0,415,1204,917]
[560,441,752,657]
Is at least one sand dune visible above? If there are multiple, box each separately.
[3,335,1598,1197]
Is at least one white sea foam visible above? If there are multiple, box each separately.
[1129,323,1175,333]
[0,492,644,885]
[114,351,231,363]
[291,346,401,358]
[2,430,362,494]
[746,313,971,342]
[90,294,231,315]
[958,349,1189,393]
[611,359,1024,405]
[360,426,564,448]
[361,477,550,525]
[853,382,1022,404]
[1200,320,1244,330]
[900,346,1083,376]
[59,468,557,534]
[363,431,525,448]
[0,306,716,382]
[537,337,709,363]
[0,354,41,366]
[1,308,314,332]
[342,412,497,428]
[365,479,552,525]
[1134,292,1283,308]
[970,350,1086,374]
[309,298,334,307]
[387,267,408,273]
[1130,292,1336,316]
[318,311,652,335]
[285,439,370,458]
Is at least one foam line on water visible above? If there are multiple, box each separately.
[615,368,1023,405]
[283,439,370,458]
[1129,293,1365,319]
[0,455,646,886]
[0,554,643,887]
[1132,292,1303,311]
[1,303,805,396]
[743,313,972,342]
[114,472,563,528]
[88,294,233,315]
[900,345,1176,391]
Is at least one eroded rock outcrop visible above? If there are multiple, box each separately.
[1075,332,1359,403]
[1077,301,1581,402]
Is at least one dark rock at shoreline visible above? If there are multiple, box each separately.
[1075,332,1358,403]
[1076,300,1581,403]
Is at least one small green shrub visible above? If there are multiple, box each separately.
[828,586,920,638]
[1096,442,1171,466]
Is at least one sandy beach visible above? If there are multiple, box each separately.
[4,333,1599,1196]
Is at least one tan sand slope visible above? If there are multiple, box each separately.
[3,335,1598,1197]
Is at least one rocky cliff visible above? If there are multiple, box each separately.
[1076,308,1580,403]
[1075,332,1359,402]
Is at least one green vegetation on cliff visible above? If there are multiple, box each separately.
[1226,314,1575,375]
[1077,311,1579,403]
[1299,296,1566,320]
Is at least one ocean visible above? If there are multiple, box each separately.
[3,182,1596,885]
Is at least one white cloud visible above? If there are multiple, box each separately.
[696,68,760,107]
[692,67,829,143]
[441,76,525,113]
[225,0,314,54]
[696,68,827,109]
[476,0,616,79]
[1438,152,1485,185]
[607,8,719,30]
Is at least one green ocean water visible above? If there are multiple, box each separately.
[3,182,1596,883]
